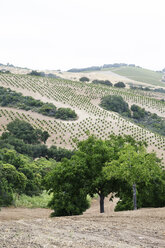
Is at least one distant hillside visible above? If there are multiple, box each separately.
[67,63,136,72]
[0,72,165,164]
[108,66,164,87]
[67,64,164,87]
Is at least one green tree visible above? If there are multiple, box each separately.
[75,136,117,213]
[105,144,165,210]
[47,145,74,161]
[41,131,50,144]
[7,119,40,144]
[79,77,90,82]
[76,135,141,213]
[0,162,27,206]
[92,79,112,86]
[114,82,126,88]
[100,95,131,117]
[131,104,146,120]
[44,157,89,216]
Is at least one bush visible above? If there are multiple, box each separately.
[44,158,90,216]
[114,82,126,88]
[92,79,112,86]
[131,105,146,119]
[79,77,90,82]
[100,95,131,117]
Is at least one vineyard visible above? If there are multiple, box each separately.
[0,72,165,162]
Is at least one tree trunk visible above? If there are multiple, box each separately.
[100,194,105,213]
[133,183,137,210]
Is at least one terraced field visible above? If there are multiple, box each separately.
[0,73,165,162]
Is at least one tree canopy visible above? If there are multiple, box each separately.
[114,82,126,88]
[0,148,56,206]
[100,95,131,117]
[44,135,165,216]
[79,77,90,82]
[6,119,49,145]
[92,79,112,86]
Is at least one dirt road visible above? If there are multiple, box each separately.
[0,198,165,248]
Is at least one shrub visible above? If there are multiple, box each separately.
[92,79,112,86]
[79,77,90,82]
[100,95,131,117]
[114,82,126,88]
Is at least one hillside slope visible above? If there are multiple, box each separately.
[107,66,164,87]
[0,72,165,162]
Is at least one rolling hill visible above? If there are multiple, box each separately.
[106,66,164,87]
[0,70,165,164]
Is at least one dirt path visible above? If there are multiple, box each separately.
[0,197,165,248]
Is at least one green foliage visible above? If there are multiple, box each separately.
[114,82,126,88]
[131,104,145,119]
[92,79,112,86]
[45,135,139,215]
[0,120,76,159]
[0,135,48,159]
[39,104,77,120]
[0,161,27,206]
[76,136,120,200]
[44,158,90,216]
[0,164,13,206]
[100,95,131,117]
[38,103,57,116]
[47,146,74,161]
[0,120,50,158]
[79,77,90,82]
[130,105,165,136]
[7,119,50,144]
[105,143,165,211]
[13,191,52,208]
[28,70,43,76]
[100,94,165,136]
[0,148,57,206]
[0,86,77,120]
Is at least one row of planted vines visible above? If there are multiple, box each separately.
[0,73,165,162]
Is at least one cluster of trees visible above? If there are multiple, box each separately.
[68,63,138,72]
[1,124,165,215]
[0,120,74,207]
[0,148,56,206]
[131,105,165,136]
[100,95,165,136]
[92,79,112,86]
[79,78,126,88]
[130,85,152,91]
[0,119,74,159]
[0,86,77,120]
[28,70,59,79]
[100,95,131,117]
[130,85,165,94]
[44,135,165,216]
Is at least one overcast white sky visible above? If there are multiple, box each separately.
[0,0,165,71]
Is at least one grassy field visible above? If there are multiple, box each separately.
[104,66,164,87]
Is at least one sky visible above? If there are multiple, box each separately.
[0,0,165,71]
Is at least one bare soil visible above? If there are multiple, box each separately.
[0,197,165,248]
